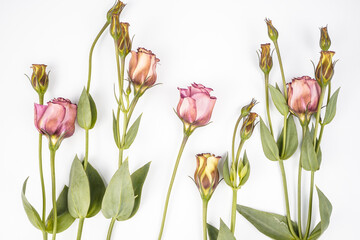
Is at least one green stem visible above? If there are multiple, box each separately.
[235,140,245,165]
[86,22,110,93]
[84,129,89,170]
[50,149,57,240]
[312,86,326,146]
[297,126,307,240]
[264,73,274,135]
[158,134,190,240]
[76,218,85,240]
[38,95,47,240]
[106,218,116,240]
[279,160,299,240]
[273,41,287,99]
[281,114,288,157]
[304,172,315,239]
[231,115,243,163]
[202,199,209,240]
[230,188,238,233]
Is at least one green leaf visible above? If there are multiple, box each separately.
[128,162,151,219]
[113,111,120,148]
[277,115,298,160]
[77,88,92,130]
[322,88,340,125]
[124,114,142,149]
[88,93,97,129]
[207,223,219,240]
[308,222,321,240]
[85,162,106,218]
[239,151,250,186]
[300,129,319,171]
[101,160,135,220]
[68,156,90,218]
[260,118,280,161]
[237,205,296,240]
[222,154,232,187]
[218,219,236,240]
[269,85,289,116]
[21,178,45,231]
[316,187,332,233]
[46,186,76,233]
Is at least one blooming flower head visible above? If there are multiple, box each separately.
[194,153,221,200]
[287,76,321,124]
[34,98,77,149]
[176,83,216,133]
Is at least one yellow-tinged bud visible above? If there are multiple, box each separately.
[30,64,49,96]
[320,26,331,51]
[315,51,335,86]
[237,151,250,187]
[241,99,257,118]
[259,43,273,74]
[107,0,126,23]
[117,22,131,57]
[265,18,279,42]
[194,153,221,200]
[240,113,258,140]
[110,14,121,40]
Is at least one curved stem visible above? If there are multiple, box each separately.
[86,22,110,93]
[231,115,243,163]
[264,73,274,135]
[106,218,116,240]
[304,172,315,239]
[158,134,190,240]
[279,160,299,239]
[50,149,57,240]
[235,140,245,165]
[273,41,287,99]
[202,199,209,240]
[76,218,85,240]
[230,188,238,233]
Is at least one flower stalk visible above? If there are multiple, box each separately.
[202,199,209,240]
[50,148,57,240]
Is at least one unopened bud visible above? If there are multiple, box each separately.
[320,26,331,51]
[106,0,126,23]
[237,151,250,187]
[315,51,335,86]
[259,43,273,74]
[30,64,49,96]
[117,22,131,57]
[194,153,221,200]
[110,14,121,40]
[241,99,257,118]
[240,113,258,140]
[265,18,279,42]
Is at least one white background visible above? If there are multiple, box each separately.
[0,0,359,239]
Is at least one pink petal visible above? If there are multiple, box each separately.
[289,79,310,114]
[131,51,152,85]
[34,104,48,133]
[178,87,190,98]
[128,51,138,79]
[189,83,213,96]
[39,103,66,136]
[307,80,321,112]
[144,55,159,86]
[56,103,77,138]
[191,93,216,126]
[177,97,197,124]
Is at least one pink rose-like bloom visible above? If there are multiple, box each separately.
[176,83,216,128]
[287,76,321,121]
[35,98,77,145]
[129,48,160,92]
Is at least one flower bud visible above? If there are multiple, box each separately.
[320,26,331,51]
[129,48,160,94]
[30,64,49,96]
[287,76,321,124]
[240,113,258,140]
[237,151,250,187]
[194,153,221,200]
[259,43,273,74]
[117,22,131,57]
[110,14,121,41]
[106,0,126,23]
[241,98,257,118]
[265,18,279,42]
[35,98,77,149]
[315,51,335,86]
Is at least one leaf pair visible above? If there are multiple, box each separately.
[207,219,236,240]
[101,160,150,221]
[113,113,142,149]
[78,88,97,130]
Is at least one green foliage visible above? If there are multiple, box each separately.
[300,129,319,171]
[277,115,298,160]
[260,118,280,161]
[322,88,340,125]
[269,85,289,116]
[85,162,106,218]
[124,114,142,149]
[77,88,97,130]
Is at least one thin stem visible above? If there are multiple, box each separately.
[50,149,57,240]
[264,73,274,135]
[235,140,245,165]
[38,95,47,240]
[230,188,238,233]
[297,126,307,240]
[281,115,288,157]
[231,115,242,163]
[158,134,190,240]
[76,218,85,240]
[106,218,116,240]
[304,172,315,239]
[202,199,209,240]
[273,41,287,99]
[279,160,299,240]
[312,86,326,146]
[84,129,89,170]
[87,22,110,93]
